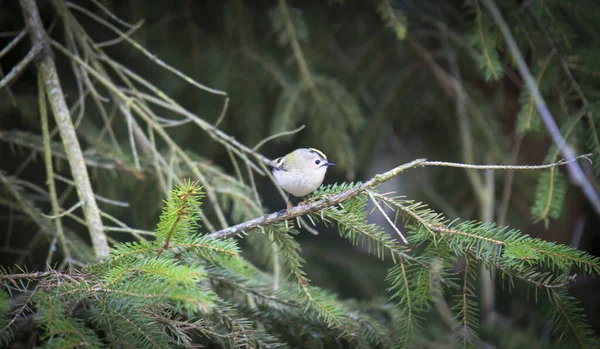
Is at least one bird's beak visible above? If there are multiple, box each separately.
[324,161,335,167]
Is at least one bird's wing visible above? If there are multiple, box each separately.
[270,157,288,171]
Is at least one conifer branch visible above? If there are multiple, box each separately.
[482,0,600,217]
[381,194,600,277]
[158,185,194,254]
[209,155,591,240]
[208,159,427,239]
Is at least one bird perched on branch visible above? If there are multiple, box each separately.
[270,148,335,212]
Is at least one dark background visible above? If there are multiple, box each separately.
[1,0,599,347]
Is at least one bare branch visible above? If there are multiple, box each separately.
[423,154,592,170]
[0,29,27,59]
[20,0,109,258]
[0,43,43,90]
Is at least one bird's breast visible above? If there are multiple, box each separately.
[273,169,326,197]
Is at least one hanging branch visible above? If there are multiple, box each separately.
[481,0,600,217]
[19,0,109,258]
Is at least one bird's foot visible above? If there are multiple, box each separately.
[278,201,293,216]
[298,196,316,206]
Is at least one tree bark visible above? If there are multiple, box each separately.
[20,0,109,259]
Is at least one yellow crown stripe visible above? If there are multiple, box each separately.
[309,148,327,160]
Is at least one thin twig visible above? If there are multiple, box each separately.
[120,87,267,172]
[66,2,227,96]
[252,125,306,151]
[0,29,27,59]
[0,43,43,90]
[100,212,147,241]
[367,190,408,244]
[50,40,229,230]
[423,154,592,170]
[96,20,144,48]
[104,227,155,236]
[42,201,83,220]
[213,97,230,127]
[53,174,130,207]
[88,0,136,28]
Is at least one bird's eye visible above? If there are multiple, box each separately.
[315,160,321,165]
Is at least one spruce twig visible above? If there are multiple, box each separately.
[209,155,590,240]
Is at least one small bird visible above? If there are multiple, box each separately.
[270,148,335,211]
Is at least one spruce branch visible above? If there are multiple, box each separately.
[20,0,109,259]
[156,181,202,255]
[209,159,426,239]
[482,0,600,217]
[209,155,591,240]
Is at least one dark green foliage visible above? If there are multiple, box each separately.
[2,0,600,348]
[2,176,599,348]
[0,182,241,348]
[515,50,559,135]
[268,223,349,328]
[386,258,430,347]
[270,76,365,176]
[0,291,13,345]
[464,0,504,81]
[543,290,599,348]
[517,87,543,134]
[450,258,479,348]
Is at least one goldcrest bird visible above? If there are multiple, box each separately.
[270,148,335,211]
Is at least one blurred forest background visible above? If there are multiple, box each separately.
[1,0,600,348]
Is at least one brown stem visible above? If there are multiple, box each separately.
[160,193,189,253]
